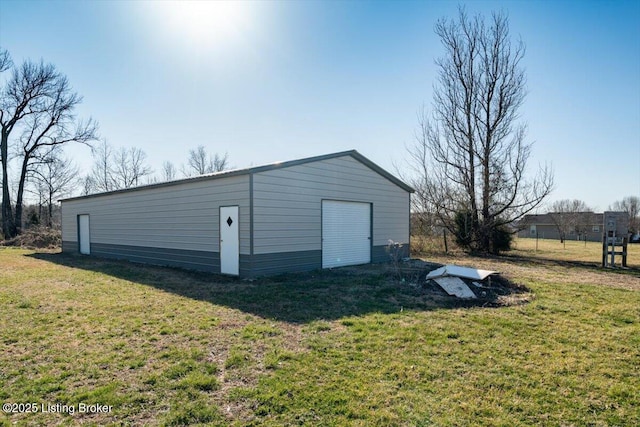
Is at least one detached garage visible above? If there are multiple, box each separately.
[61,150,413,277]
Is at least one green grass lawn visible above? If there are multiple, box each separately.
[0,240,639,426]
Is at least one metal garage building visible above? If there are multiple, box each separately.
[61,150,413,277]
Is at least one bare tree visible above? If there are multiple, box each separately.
[407,8,553,253]
[549,199,592,246]
[28,148,79,226]
[160,161,177,182]
[84,140,152,193]
[80,176,94,196]
[611,196,639,234]
[0,49,98,237]
[187,145,210,175]
[85,139,114,193]
[183,145,229,177]
[212,152,229,173]
[112,146,153,189]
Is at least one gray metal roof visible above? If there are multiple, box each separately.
[61,149,414,202]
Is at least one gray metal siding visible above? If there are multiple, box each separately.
[60,241,398,277]
[62,240,78,254]
[248,250,321,277]
[91,243,218,272]
[252,156,410,255]
[371,244,409,263]
[63,240,253,276]
[61,175,251,256]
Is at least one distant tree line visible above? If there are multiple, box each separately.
[158,146,229,182]
[81,142,229,195]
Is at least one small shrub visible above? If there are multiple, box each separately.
[490,225,513,254]
[453,210,477,249]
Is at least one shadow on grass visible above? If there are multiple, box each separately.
[28,252,527,324]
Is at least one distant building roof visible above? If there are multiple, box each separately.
[521,212,604,225]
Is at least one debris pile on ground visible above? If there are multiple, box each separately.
[0,227,61,249]
[426,265,498,299]
[420,262,531,305]
[381,258,531,306]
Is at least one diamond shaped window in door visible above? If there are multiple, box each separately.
[226,217,233,227]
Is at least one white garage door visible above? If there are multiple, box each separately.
[322,200,371,268]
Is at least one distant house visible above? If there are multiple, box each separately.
[517,212,605,242]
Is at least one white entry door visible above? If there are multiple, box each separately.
[78,214,90,255]
[220,206,239,275]
[322,200,371,268]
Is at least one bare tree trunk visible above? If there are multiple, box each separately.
[14,153,32,235]
[1,131,16,238]
[48,191,53,227]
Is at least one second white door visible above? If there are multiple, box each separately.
[78,214,90,255]
[220,206,239,275]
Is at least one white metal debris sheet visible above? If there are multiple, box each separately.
[426,265,497,281]
[433,276,477,299]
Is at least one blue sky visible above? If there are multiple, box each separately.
[1,0,638,211]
